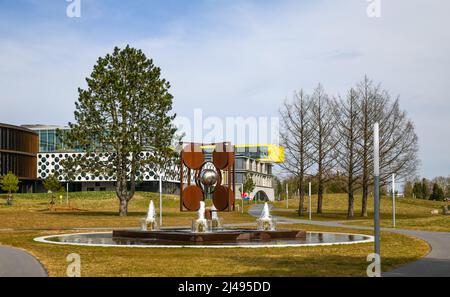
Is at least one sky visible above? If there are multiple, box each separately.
[0,0,449,179]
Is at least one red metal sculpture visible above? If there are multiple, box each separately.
[180,142,235,212]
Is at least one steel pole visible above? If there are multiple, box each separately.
[392,174,396,228]
[66,182,69,205]
[239,183,244,214]
[374,123,381,257]
[309,182,312,220]
[159,174,163,227]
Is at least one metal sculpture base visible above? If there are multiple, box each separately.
[112,228,306,243]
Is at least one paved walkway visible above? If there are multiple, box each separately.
[0,246,47,277]
[249,204,450,277]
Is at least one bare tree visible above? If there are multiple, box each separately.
[279,90,314,215]
[356,76,419,216]
[356,77,382,216]
[336,88,363,218]
[279,76,419,218]
[378,98,420,186]
[432,176,449,193]
[310,85,339,214]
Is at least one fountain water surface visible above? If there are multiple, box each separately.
[257,203,277,231]
[141,200,158,231]
[211,205,223,230]
[191,201,212,233]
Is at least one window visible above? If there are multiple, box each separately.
[236,173,243,184]
[259,146,269,159]
[236,159,244,169]
[39,130,47,152]
[47,130,55,151]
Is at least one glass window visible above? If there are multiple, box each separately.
[236,159,244,169]
[39,130,47,152]
[236,173,243,184]
[48,130,55,151]
[260,146,269,159]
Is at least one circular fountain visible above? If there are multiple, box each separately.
[113,202,307,244]
[34,201,373,248]
[34,231,373,248]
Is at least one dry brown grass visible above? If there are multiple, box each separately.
[0,192,431,276]
[0,225,428,277]
[272,193,449,232]
[0,192,252,229]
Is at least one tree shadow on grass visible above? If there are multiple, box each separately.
[275,210,430,221]
[43,211,147,217]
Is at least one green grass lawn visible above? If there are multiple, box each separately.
[271,194,449,232]
[0,191,434,276]
[0,192,253,229]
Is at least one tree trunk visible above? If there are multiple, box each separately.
[298,179,305,216]
[116,173,130,217]
[317,182,323,214]
[119,197,129,217]
[361,136,369,217]
[6,191,12,206]
[361,183,369,217]
[317,152,323,214]
[347,168,354,218]
[347,190,354,218]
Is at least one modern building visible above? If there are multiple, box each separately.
[21,124,75,153]
[22,124,180,193]
[0,123,38,193]
[17,124,283,200]
[203,144,283,201]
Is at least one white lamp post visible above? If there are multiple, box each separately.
[392,174,396,228]
[159,174,163,227]
[309,182,312,220]
[374,123,381,257]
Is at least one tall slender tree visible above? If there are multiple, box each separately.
[279,90,314,215]
[336,89,363,218]
[62,46,177,216]
[356,77,380,216]
[310,85,339,214]
[356,76,419,216]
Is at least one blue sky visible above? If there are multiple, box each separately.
[0,0,449,179]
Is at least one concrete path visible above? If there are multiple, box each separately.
[0,246,47,277]
[249,204,450,277]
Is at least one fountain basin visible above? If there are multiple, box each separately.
[34,230,373,248]
[113,228,306,243]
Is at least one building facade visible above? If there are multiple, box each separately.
[0,123,38,193]
[202,144,283,201]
